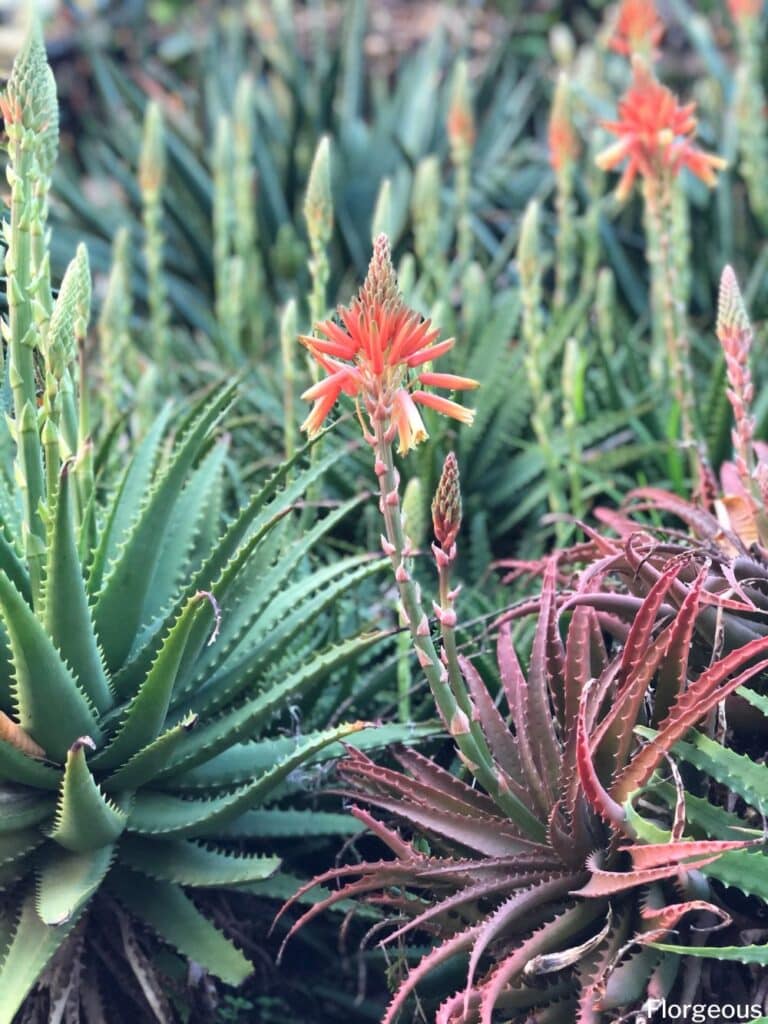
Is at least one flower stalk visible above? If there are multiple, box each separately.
[98,226,132,426]
[448,59,475,274]
[305,136,333,345]
[549,72,579,312]
[1,21,58,602]
[139,101,170,385]
[518,200,567,541]
[233,74,263,352]
[730,0,768,229]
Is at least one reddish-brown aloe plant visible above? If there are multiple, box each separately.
[278,516,766,1022]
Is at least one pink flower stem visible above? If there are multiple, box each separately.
[370,412,540,824]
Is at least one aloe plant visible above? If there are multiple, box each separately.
[0,26,389,1021]
[279,548,768,1022]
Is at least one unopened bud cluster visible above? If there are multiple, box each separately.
[432,453,462,552]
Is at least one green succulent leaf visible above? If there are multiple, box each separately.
[101,713,199,792]
[0,570,101,761]
[49,739,128,852]
[107,868,252,985]
[92,595,202,772]
[204,809,362,840]
[0,828,45,866]
[0,893,81,1024]
[0,737,61,790]
[0,790,53,832]
[35,844,115,925]
[93,382,234,672]
[43,461,112,714]
[118,835,280,886]
[650,941,768,964]
[128,721,367,837]
[0,529,31,607]
[152,633,384,782]
[87,403,174,597]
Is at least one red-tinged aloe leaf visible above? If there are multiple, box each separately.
[389,747,500,817]
[348,806,416,861]
[640,901,730,932]
[560,608,596,832]
[593,506,650,539]
[415,852,563,882]
[570,522,622,557]
[616,556,683,681]
[525,560,564,792]
[612,644,768,802]
[338,788,537,857]
[497,622,550,817]
[380,924,483,1024]
[563,592,676,622]
[625,488,728,541]
[545,570,567,723]
[380,873,544,947]
[591,562,691,776]
[464,873,576,1007]
[458,655,525,790]
[273,860,424,959]
[572,851,724,898]
[564,607,594,733]
[575,908,632,1024]
[654,566,708,724]
[524,908,614,978]
[341,746,500,817]
[576,680,625,827]
[621,837,762,870]
[479,901,603,1024]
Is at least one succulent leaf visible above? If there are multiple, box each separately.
[107,869,252,986]
[0,893,80,1024]
[43,461,112,714]
[35,844,114,926]
[0,570,101,761]
[49,740,128,852]
[91,595,202,772]
[93,382,235,671]
[117,836,280,886]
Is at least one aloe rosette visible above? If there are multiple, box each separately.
[279,550,768,1022]
[0,26,387,1020]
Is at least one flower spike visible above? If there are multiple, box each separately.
[300,235,477,447]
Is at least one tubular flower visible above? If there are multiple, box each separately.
[608,0,664,58]
[596,57,726,201]
[299,234,478,452]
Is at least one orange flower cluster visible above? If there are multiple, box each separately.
[596,57,726,201]
[300,235,477,453]
[727,0,764,20]
[548,74,580,173]
[609,0,664,57]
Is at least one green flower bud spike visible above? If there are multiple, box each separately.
[0,19,59,604]
[305,136,333,340]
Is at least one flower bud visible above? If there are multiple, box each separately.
[432,453,462,549]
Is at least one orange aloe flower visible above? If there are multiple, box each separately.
[609,0,664,58]
[727,0,763,21]
[596,57,726,201]
[300,235,478,453]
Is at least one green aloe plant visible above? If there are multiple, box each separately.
[0,25,389,1021]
